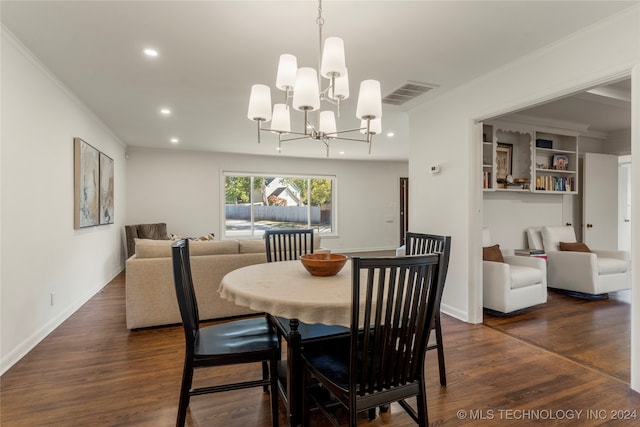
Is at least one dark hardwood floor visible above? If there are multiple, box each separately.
[1,271,638,426]
[484,289,632,383]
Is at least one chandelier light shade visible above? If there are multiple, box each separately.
[247,84,272,121]
[320,37,346,78]
[319,111,337,136]
[247,0,382,156]
[360,117,381,135]
[270,104,291,133]
[292,67,321,111]
[330,69,349,101]
[276,54,297,91]
[356,80,382,120]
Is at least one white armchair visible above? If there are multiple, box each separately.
[482,228,547,314]
[527,226,630,296]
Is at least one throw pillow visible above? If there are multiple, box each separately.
[483,244,504,263]
[559,241,591,252]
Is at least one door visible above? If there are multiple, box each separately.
[618,158,631,251]
[583,153,619,249]
[399,177,408,246]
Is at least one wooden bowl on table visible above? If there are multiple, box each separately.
[299,253,348,277]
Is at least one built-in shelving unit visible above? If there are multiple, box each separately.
[482,124,494,190]
[533,130,578,194]
[481,121,579,195]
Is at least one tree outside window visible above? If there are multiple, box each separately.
[224,174,335,238]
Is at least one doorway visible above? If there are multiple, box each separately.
[480,76,633,383]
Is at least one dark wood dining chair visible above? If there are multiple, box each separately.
[265,228,314,263]
[264,228,349,423]
[300,254,445,426]
[405,232,452,386]
[171,239,280,427]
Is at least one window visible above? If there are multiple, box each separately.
[223,173,336,238]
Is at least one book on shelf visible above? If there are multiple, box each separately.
[514,249,545,256]
[482,171,492,189]
[535,175,575,192]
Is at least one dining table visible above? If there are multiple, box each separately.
[219,259,354,427]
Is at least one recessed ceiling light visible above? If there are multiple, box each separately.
[144,48,158,57]
[339,151,345,155]
[386,131,395,138]
[170,138,179,144]
[160,108,171,115]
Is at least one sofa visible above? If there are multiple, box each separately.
[125,235,323,329]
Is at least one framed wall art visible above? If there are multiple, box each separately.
[74,138,100,228]
[99,152,115,224]
[495,143,513,181]
[553,154,569,170]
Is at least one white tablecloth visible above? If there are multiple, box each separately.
[219,260,354,327]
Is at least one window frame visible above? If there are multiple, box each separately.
[221,171,338,239]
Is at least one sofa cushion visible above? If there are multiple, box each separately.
[135,239,239,258]
[559,241,591,252]
[483,244,504,263]
[134,239,172,258]
[191,240,239,256]
[239,240,267,254]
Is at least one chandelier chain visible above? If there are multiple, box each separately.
[317,0,324,71]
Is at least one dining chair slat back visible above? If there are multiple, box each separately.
[301,254,444,427]
[404,232,451,386]
[265,229,314,262]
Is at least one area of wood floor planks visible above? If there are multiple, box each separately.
[1,271,638,426]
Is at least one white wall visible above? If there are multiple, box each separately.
[482,192,567,250]
[0,29,127,374]
[608,129,632,155]
[580,135,608,154]
[408,6,640,390]
[125,147,408,252]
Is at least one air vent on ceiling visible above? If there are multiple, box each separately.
[382,81,438,106]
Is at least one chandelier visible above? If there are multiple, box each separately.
[247,0,382,156]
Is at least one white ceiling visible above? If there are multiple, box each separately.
[1,1,634,160]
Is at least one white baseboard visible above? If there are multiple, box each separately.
[0,267,124,375]
[441,302,469,323]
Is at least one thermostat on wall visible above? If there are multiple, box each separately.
[430,165,441,174]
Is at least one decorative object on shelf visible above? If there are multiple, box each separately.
[496,143,513,181]
[535,138,553,149]
[74,137,115,229]
[247,0,382,157]
[553,154,569,170]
